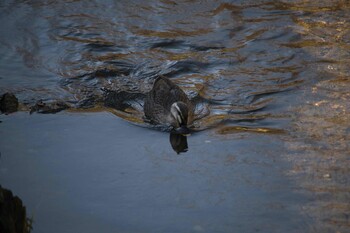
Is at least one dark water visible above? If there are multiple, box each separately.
[0,1,349,232]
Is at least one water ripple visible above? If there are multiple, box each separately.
[1,0,350,232]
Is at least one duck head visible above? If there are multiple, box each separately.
[170,101,191,134]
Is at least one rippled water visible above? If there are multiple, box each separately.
[0,0,349,232]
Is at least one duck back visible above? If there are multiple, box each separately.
[144,76,193,125]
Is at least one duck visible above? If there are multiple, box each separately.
[144,76,193,133]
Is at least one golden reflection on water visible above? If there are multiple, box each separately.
[217,126,286,135]
[69,106,146,124]
[132,27,213,38]
[285,68,350,232]
[276,2,350,230]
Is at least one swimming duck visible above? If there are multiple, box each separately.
[144,76,193,133]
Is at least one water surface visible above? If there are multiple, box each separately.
[0,0,349,232]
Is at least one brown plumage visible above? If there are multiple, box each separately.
[144,76,193,129]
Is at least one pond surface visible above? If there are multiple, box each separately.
[0,0,349,233]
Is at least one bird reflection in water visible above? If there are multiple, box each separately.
[169,133,188,154]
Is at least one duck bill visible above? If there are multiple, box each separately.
[175,126,191,135]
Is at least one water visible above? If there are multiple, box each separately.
[0,1,349,232]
